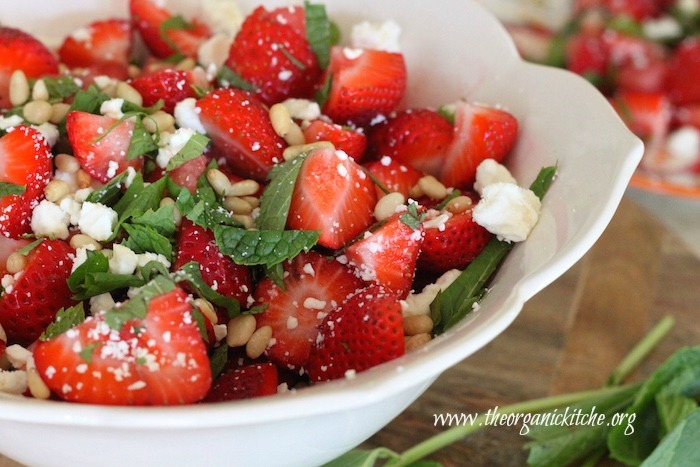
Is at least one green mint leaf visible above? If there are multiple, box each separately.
[640,408,700,467]
[166,132,210,171]
[104,275,175,330]
[67,250,110,294]
[159,15,193,59]
[190,306,209,344]
[123,224,174,262]
[85,171,130,206]
[305,1,331,69]
[0,182,26,198]
[73,272,145,301]
[278,43,306,70]
[68,85,111,115]
[321,447,399,467]
[315,71,332,107]
[16,238,44,256]
[114,175,168,225]
[128,116,159,160]
[174,262,241,317]
[131,204,177,238]
[139,260,170,282]
[214,225,319,268]
[40,303,86,341]
[329,21,341,46]
[217,65,258,91]
[80,342,100,364]
[36,76,80,101]
[364,168,390,195]
[175,185,235,231]
[257,153,308,231]
[265,262,286,289]
[246,304,268,316]
[399,202,423,230]
[437,104,456,125]
[656,393,698,437]
[210,344,229,378]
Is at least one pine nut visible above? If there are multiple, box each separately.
[44,179,71,203]
[206,168,232,196]
[159,197,182,226]
[405,333,432,352]
[9,70,29,106]
[116,82,143,107]
[69,234,102,250]
[246,325,272,359]
[27,367,51,400]
[226,314,257,347]
[50,103,71,124]
[228,179,260,197]
[6,252,27,274]
[283,122,306,146]
[223,196,253,215]
[76,169,92,189]
[403,314,434,336]
[241,196,260,208]
[409,183,424,198]
[445,195,473,214]
[283,141,334,161]
[23,100,52,125]
[232,214,255,229]
[418,175,448,200]
[193,298,217,325]
[176,58,196,71]
[269,103,292,137]
[55,153,80,173]
[31,79,49,102]
[143,110,175,133]
[374,192,405,221]
[128,65,142,79]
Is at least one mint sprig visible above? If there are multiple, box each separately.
[166,132,210,171]
[0,181,26,198]
[305,1,332,69]
[214,225,319,268]
[174,261,241,317]
[40,303,86,341]
[257,153,308,231]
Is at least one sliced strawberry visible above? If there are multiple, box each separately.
[197,88,285,181]
[302,120,367,162]
[168,154,208,193]
[344,213,424,298]
[225,6,321,105]
[0,236,30,275]
[265,5,307,38]
[34,287,212,405]
[363,157,422,199]
[287,147,377,249]
[307,284,404,382]
[565,31,609,79]
[174,219,252,309]
[129,68,198,114]
[610,91,671,140]
[0,27,59,109]
[323,47,407,127]
[606,32,667,94]
[367,109,453,178]
[0,239,75,347]
[0,125,53,239]
[65,111,144,183]
[58,19,132,69]
[203,363,278,402]
[129,0,210,59]
[254,251,363,369]
[441,102,519,189]
[673,103,700,130]
[70,61,131,86]
[665,38,700,106]
[418,207,493,273]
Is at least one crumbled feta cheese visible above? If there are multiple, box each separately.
[30,200,71,239]
[665,126,700,170]
[100,98,125,119]
[351,20,402,52]
[108,244,139,275]
[124,166,138,188]
[0,369,28,395]
[213,324,228,342]
[59,196,82,226]
[71,245,98,272]
[1,274,15,294]
[90,293,116,314]
[156,127,197,168]
[136,252,172,269]
[281,98,321,121]
[197,33,233,71]
[174,98,207,134]
[70,27,92,42]
[5,344,32,369]
[73,188,94,203]
[93,75,117,91]
[0,115,23,130]
[472,183,541,243]
[200,0,245,36]
[33,122,59,147]
[643,15,682,41]
[78,202,118,242]
[106,160,119,179]
[53,169,78,191]
[400,269,461,316]
[474,158,517,194]
[342,47,364,60]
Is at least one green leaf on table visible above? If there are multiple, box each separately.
[321,448,399,467]
[527,425,610,467]
[166,132,210,171]
[257,152,307,231]
[0,182,25,198]
[40,303,86,341]
[214,225,319,268]
[640,408,700,467]
[174,261,241,317]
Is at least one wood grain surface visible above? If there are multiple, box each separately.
[1,195,699,467]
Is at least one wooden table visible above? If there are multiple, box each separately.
[2,195,699,467]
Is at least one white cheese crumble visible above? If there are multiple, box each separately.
[108,244,139,275]
[281,98,321,121]
[0,370,28,395]
[30,200,71,239]
[89,293,116,314]
[0,115,23,130]
[351,20,402,52]
[472,183,541,243]
[33,122,59,147]
[474,158,517,194]
[199,0,244,36]
[174,98,207,134]
[100,98,125,119]
[400,269,461,316]
[156,127,197,169]
[197,33,233,71]
[136,252,172,269]
[665,126,700,170]
[78,202,118,242]
[643,15,682,41]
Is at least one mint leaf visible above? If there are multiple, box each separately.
[210,343,229,378]
[640,408,700,467]
[159,15,194,60]
[174,262,241,317]
[0,182,26,198]
[114,175,168,224]
[40,303,86,341]
[175,186,235,231]
[130,204,177,238]
[257,153,308,231]
[217,65,257,91]
[85,171,130,206]
[399,202,423,230]
[80,342,100,364]
[321,448,399,467]
[74,272,145,301]
[104,275,175,330]
[305,1,332,69]
[315,71,332,107]
[214,225,319,267]
[128,116,159,160]
[16,238,43,256]
[657,393,698,437]
[123,224,174,262]
[67,250,110,294]
[68,85,111,115]
[139,260,170,282]
[37,76,80,101]
[166,132,210,171]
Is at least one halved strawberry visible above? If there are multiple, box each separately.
[225,6,321,105]
[129,68,198,114]
[0,125,53,239]
[344,212,424,298]
[440,102,519,189]
[129,0,210,59]
[322,46,407,127]
[363,156,423,199]
[302,120,367,162]
[58,19,132,69]
[34,287,212,405]
[605,32,667,94]
[610,91,671,140]
[287,147,377,249]
[197,88,285,181]
[565,31,609,79]
[367,108,453,178]
[0,27,59,109]
[253,251,363,369]
[174,219,253,312]
[307,284,404,382]
[418,207,493,274]
[168,154,208,193]
[665,38,700,106]
[0,236,30,275]
[203,362,278,402]
[65,111,144,183]
[0,239,75,347]
[575,0,661,21]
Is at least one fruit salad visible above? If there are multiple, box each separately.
[506,0,700,194]
[0,0,549,405]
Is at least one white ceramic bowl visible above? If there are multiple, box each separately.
[0,1,642,466]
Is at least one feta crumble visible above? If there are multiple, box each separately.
[174,98,207,135]
[31,200,71,239]
[78,202,118,242]
[472,183,541,243]
[351,20,402,52]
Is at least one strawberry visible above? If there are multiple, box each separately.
[418,207,493,273]
[565,31,609,79]
[253,251,363,369]
[33,287,212,405]
[0,27,59,109]
[287,147,377,249]
[129,0,210,59]
[322,46,407,127]
[665,38,700,106]
[203,362,278,402]
[344,212,424,298]
[306,284,404,382]
[225,6,321,105]
[174,219,253,309]
[70,61,132,86]
[606,32,667,94]
[0,236,30,275]
[610,91,671,140]
[168,154,208,193]
[673,103,700,130]
[363,157,422,199]
[0,239,75,347]
[302,120,367,162]
[58,19,132,69]
[196,88,285,181]
[0,125,53,239]
[65,111,144,183]
[367,109,453,178]
[440,102,519,189]
[129,68,198,114]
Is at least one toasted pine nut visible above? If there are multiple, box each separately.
[176,57,196,71]
[50,103,71,124]
[409,183,424,198]
[226,314,257,347]
[283,122,306,146]
[206,168,232,196]
[403,314,434,336]
[232,214,255,229]
[405,333,432,352]
[143,110,175,133]
[269,103,292,137]
[159,197,182,226]
[23,100,52,125]
[9,70,29,106]
[44,179,71,203]
[283,141,334,161]
[224,196,254,215]
[55,153,80,173]
[6,252,27,274]
[228,179,260,197]
[116,82,143,107]
[76,169,92,189]
[26,358,51,400]
[246,325,272,359]
[241,196,260,208]
[70,234,102,250]
[374,192,405,221]
[128,64,142,79]
[445,195,473,214]
[193,298,217,325]
[418,175,448,200]
[31,79,49,102]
